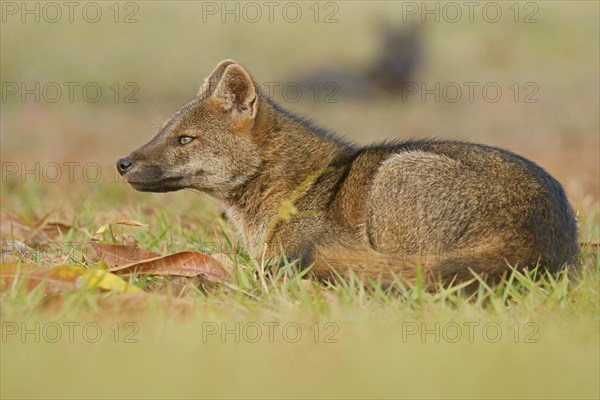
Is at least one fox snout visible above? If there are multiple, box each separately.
[115,153,184,193]
[116,157,133,175]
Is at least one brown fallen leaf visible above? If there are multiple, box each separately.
[0,211,72,243]
[28,221,71,243]
[109,251,229,282]
[1,264,74,292]
[111,220,149,227]
[0,263,140,293]
[88,243,161,266]
[0,211,32,241]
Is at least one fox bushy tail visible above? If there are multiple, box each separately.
[309,240,538,289]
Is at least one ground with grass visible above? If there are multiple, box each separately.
[0,208,598,399]
[1,2,599,399]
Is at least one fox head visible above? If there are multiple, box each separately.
[117,60,263,198]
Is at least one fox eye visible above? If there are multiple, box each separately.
[178,136,194,145]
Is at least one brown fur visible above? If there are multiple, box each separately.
[117,60,579,289]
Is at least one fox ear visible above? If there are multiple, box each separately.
[197,59,238,97]
[212,64,257,119]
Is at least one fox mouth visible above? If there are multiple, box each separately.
[126,176,185,193]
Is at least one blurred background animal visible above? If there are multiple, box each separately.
[291,23,421,98]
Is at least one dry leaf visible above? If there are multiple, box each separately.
[88,243,161,266]
[0,211,33,241]
[29,221,71,243]
[84,269,142,292]
[109,251,228,282]
[0,211,71,243]
[111,220,149,227]
[0,263,140,293]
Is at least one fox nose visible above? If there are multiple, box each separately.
[116,157,133,175]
